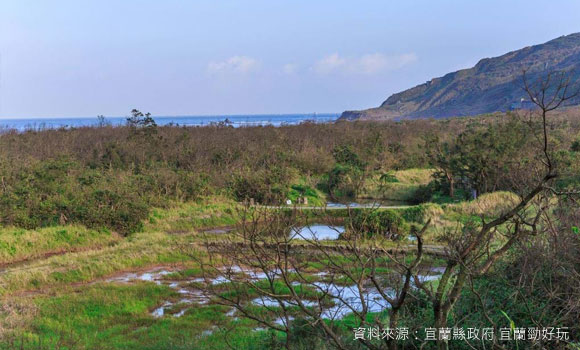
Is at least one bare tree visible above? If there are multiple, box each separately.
[191,205,436,350]
[191,71,579,350]
[411,69,579,350]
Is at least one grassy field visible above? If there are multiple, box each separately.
[4,283,268,350]
[0,189,522,349]
[0,198,254,348]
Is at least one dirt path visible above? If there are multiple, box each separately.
[199,225,237,234]
[204,241,448,257]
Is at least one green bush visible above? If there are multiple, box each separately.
[349,209,409,239]
[287,184,324,205]
[401,203,440,223]
[0,159,149,235]
[409,182,436,204]
[229,168,291,204]
[327,164,362,199]
[570,138,580,152]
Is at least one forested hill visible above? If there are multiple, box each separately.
[340,33,580,120]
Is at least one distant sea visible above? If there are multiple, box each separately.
[0,114,339,131]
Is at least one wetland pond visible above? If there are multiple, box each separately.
[103,210,437,326]
[105,265,444,321]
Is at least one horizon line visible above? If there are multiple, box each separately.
[0,112,341,121]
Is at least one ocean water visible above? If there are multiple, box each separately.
[0,113,339,131]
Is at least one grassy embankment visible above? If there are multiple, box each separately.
[0,197,240,294]
[0,226,120,266]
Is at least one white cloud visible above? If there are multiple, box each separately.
[208,56,259,74]
[358,53,417,74]
[313,53,347,74]
[314,53,417,75]
[282,63,298,75]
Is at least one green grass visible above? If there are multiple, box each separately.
[391,169,434,185]
[163,267,206,280]
[0,196,250,296]
[0,230,192,295]
[0,225,120,265]
[287,183,327,206]
[400,203,444,224]
[145,197,241,234]
[448,191,520,217]
[5,283,268,350]
[0,197,247,296]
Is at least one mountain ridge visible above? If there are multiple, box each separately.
[340,33,580,120]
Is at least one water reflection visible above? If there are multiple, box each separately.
[251,267,444,319]
[326,200,407,208]
[291,225,345,240]
[105,265,444,321]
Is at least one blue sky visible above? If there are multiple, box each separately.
[1,0,580,118]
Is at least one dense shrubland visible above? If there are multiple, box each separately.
[0,110,579,234]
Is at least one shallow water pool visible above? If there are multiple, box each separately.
[291,225,345,240]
